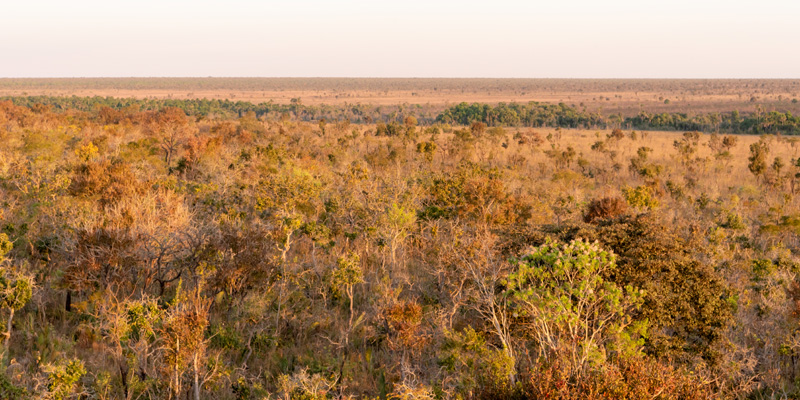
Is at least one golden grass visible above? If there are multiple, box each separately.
[1,78,799,116]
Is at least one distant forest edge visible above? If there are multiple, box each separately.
[3,95,800,134]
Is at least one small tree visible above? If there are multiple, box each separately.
[384,203,416,266]
[503,239,645,378]
[629,146,663,182]
[0,234,33,368]
[318,118,327,136]
[160,279,211,400]
[673,131,700,166]
[150,107,197,167]
[415,141,437,163]
[332,252,363,341]
[330,252,363,391]
[772,156,786,188]
[470,121,486,138]
[748,139,770,182]
[714,135,738,165]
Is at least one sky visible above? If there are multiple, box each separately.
[1,0,798,78]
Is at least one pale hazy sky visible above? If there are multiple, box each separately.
[1,0,797,78]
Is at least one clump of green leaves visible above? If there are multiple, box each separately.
[46,359,86,400]
[622,185,659,210]
[0,234,34,367]
[439,327,515,396]
[503,239,645,377]
[415,141,437,162]
[719,211,746,230]
[0,271,32,313]
[74,141,99,162]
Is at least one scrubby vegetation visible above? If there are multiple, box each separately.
[437,102,800,134]
[4,93,800,135]
[2,96,800,399]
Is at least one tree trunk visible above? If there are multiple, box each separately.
[173,338,181,400]
[5,309,13,347]
[193,353,201,400]
[2,308,13,367]
[119,362,129,399]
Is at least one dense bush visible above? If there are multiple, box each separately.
[583,197,629,223]
[536,214,734,363]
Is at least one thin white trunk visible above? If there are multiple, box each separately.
[2,308,13,366]
[193,353,201,400]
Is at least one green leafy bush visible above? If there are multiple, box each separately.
[504,239,645,377]
[46,359,86,400]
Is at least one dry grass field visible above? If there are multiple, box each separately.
[436,125,795,206]
[2,78,799,116]
[515,126,795,173]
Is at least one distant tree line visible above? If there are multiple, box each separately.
[0,95,435,125]
[436,101,606,128]
[4,96,800,135]
[437,101,800,135]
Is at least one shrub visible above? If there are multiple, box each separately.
[439,327,516,396]
[0,374,26,400]
[45,359,86,400]
[623,185,659,210]
[74,141,99,162]
[384,301,426,351]
[420,162,531,225]
[69,159,142,205]
[719,212,746,230]
[513,356,710,400]
[583,197,629,224]
[0,269,33,312]
[415,141,437,162]
[470,121,487,137]
[276,368,335,400]
[608,128,625,141]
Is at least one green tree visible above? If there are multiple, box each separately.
[384,203,416,266]
[503,239,645,378]
[332,252,363,338]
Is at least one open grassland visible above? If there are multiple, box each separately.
[2,77,800,115]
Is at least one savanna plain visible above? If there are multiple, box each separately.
[1,78,800,399]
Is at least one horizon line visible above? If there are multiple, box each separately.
[2,76,800,80]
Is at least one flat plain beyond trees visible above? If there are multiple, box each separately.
[2,77,800,115]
